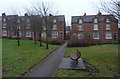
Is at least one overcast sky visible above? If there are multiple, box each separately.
[0,0,110,26]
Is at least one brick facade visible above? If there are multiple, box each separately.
[0,16,2,38]
[71,13,119,43]
[2,13,66,40]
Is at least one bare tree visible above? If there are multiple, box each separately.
[98,0,120,20]
[26,7,43,46]
[31,0,57,49]
[6,5,22,46]
[16,18,20,46]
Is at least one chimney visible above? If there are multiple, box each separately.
[25,13,28,16]
[2,13,6,16]
[49,14,53,16]
[84,13,86,16]
[98,11,102,15]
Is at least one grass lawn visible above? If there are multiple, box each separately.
[0,39,2,66]
[2,39,59,77]
[56,44,119,77]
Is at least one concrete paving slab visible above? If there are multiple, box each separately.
[59,58,86,70]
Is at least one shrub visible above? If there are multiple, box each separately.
[67,39,89,47]
[41,37,65,45]
[91,40,103,45]
[102,41,118,44]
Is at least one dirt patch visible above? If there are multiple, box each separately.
[82,59,100,77]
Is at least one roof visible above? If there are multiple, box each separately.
[7,15,18,23]
[71,15,118,23]
[54,15,65,22]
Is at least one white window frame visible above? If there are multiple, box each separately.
[79,19,82,24]
[2,30,7,36]
[26,23,30,29]
[105,32,112,39]
[52,24,57,30]
[52,32,58,38]
[41,32,46,38]
[94,18,98,23]
[3,18,6,22]
[106,18,110,23]
[78,33,84,39]
[26,32,31,37]
[106,24,111,30]
[93,24,98,30]
[3,23,6,28]
[78,25,83,31]
[93,33,99,39]
[53,19,57,23]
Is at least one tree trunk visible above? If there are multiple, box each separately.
[39,33,42,47]
[45,17,49,49]
[17,31,20,46]
[46,36,49,49]
[17,25,20,46]
[34,32,37,44]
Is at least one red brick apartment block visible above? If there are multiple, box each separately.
[66,26,71,39]
[0,16,2,38]
[71,12,119,43]
[2,13,66,40]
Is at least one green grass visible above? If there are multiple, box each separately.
[2,39,59,77]
[56,44,119,77]
[0,39,2,69]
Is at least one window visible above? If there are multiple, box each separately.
[93,33,99,39]
[22,17,25,21]
[0,17,2,21]
[118,21,120,28]
[53,19,57,23]
[17,19,20,23]
[42,26,46,30]
[17,25,20,29]
[66,31,69,33]
[79,19,82,23]
[52,32,58,38]
[94,18,97,23]
[106,24,111,30]
[3,23,6,28]
[78,25,83,31]
[59,31,63,34]
[3,18,6,22]
[26,24,30,29]
[43,20,45,25]
[26,32,31,37]
[106,18,110,23]
[19,32,22,37]
[78,33,84,39]
[41,32,46,38]
[93,24,98,30]
[27,18,30,22]
[106,32,112,39]
[2,30,7,36]
[52,24,57,30]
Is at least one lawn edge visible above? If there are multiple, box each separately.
[19,45,60,77]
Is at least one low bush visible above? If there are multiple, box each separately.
[41,37,65,45]
[102,41,118,44]
[67,39,89,47]
[67,39,119,47]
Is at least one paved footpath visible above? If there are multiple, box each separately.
[23,42,67,77]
